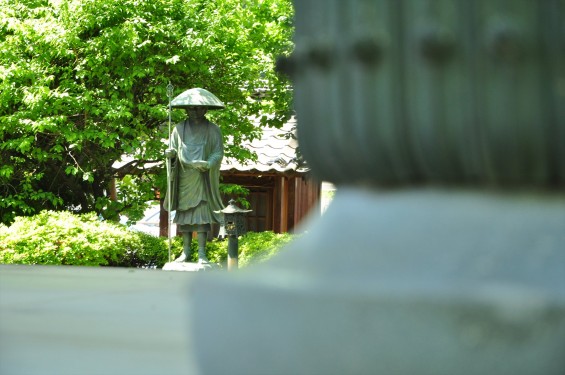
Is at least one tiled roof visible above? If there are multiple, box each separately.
[221,116,308,175]
[113,116,306,176]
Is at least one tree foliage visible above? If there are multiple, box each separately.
[0,0,294,225]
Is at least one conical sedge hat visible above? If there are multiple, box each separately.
[170,87,225,109]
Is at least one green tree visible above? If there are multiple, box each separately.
[0,0,294,225]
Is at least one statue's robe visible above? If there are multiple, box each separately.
[164,119,224,231]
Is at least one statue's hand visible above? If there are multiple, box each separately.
[165,149,176,158]
[194,161,210,172]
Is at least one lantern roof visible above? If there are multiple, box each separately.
[215,199,252,214]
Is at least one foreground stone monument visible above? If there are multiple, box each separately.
[189,1,565,374]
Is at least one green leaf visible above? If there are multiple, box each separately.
[0,0,294,226]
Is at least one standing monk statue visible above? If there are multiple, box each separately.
[164,88,225,264]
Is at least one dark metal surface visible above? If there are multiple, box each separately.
[288,0,565,188]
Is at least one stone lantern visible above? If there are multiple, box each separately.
[216,200,251,270]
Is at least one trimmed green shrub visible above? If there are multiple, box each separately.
[179,231,295,268]
[0,210,178,268]
[0,210,296,269]
[238,231,295,268]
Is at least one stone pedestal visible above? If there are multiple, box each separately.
[162,262,216,272]
[188,189,565,375]
[0,265,198,375]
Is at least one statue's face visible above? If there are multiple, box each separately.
[187,107,208,119]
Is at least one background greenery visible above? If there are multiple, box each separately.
[0,0,294,225]
[0,210,295,268]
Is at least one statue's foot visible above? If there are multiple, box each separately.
[174,253,187,263]
[198,257,210,264]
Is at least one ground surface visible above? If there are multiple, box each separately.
[0,264,199,375]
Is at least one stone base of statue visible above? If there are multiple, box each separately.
[162,261,216,272]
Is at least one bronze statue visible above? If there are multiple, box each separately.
[164,88,225,264]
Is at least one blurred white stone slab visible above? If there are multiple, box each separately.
[0,265,199,375]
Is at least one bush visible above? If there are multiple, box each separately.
[0,211,296,269]
[238,231,295,268]
[0,210,175,268]
[177,231,295,268]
